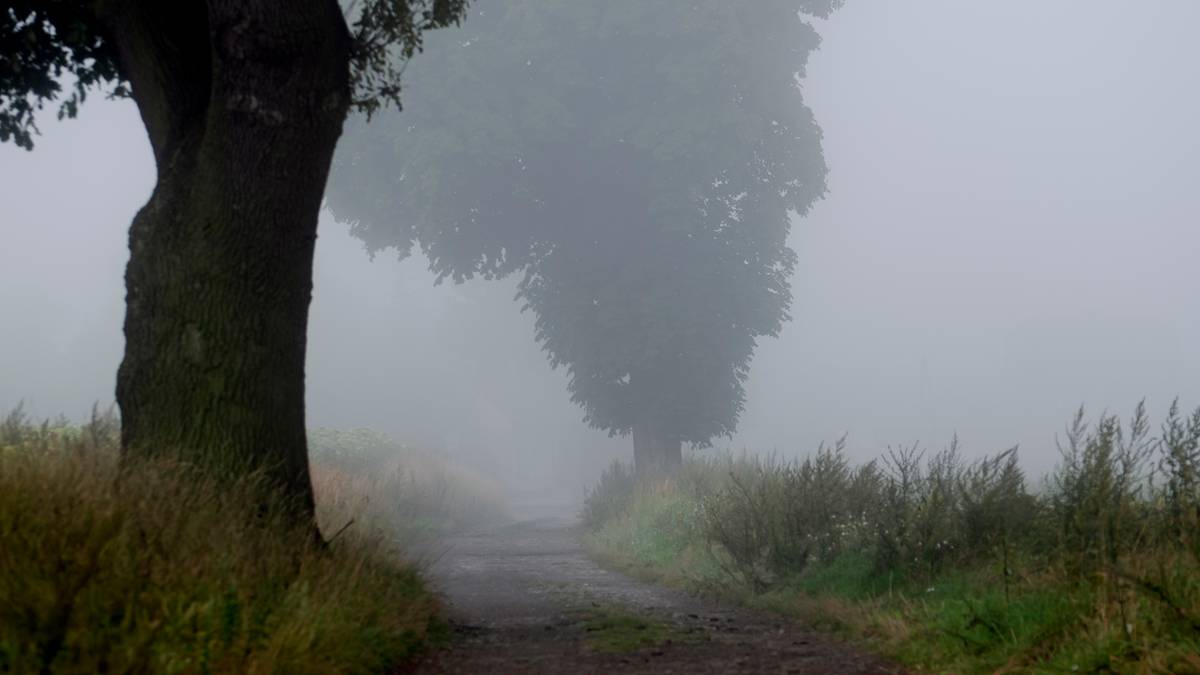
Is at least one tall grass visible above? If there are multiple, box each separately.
[584,401,1200,673]
[0,406,504,674]
[310,428,511,543]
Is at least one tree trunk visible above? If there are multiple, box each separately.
[632,419,682,479]
[102,1,353,524]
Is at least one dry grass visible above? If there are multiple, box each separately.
[0,408,458,674]
[309,428,510,543]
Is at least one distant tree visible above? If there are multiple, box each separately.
[327,1,841,475]
[0,0,467,525]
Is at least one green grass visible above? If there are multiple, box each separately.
[859,574,1088,672]
[573,606,701,653]
[0,410,462,674]
[585,471,1200,674]
[584,487,722,588]
[787,549,887,600]
[581,401,1200,672]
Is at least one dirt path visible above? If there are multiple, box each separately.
[404,517,904,674]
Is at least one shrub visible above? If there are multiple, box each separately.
[582,400,1200,672]
[690,441,878,590]
[1050,403,1157,574]
[871,441,968,579]
[1158,399,1200,552]
[696,454,793,591]
[957,447,1042,605]
[581,459,638,529]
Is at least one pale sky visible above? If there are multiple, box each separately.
[2,1,1197,499]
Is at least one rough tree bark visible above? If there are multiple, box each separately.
[101,0,353,523]
[632,418,682,478]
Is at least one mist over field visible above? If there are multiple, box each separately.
[6,1,1200,672]
[3,0,1199,505]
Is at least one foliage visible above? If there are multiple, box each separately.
[581,459,638,529]
[584,400,1200,673]
[346,0,469,117]
[0,1,124,149]
[0,0,470,148]
[0,410,442,674]
[693,441,878,590]
[1051,403,1157,574]
[327,1,843,449]
[1159,400,1200,550]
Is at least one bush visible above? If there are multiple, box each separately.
[693,442,869,590]
[1158,400,1200,552]
[1051,403,1157,574]
[583,400,1200,672]
[957,447,1040,599]
[581,459,638,530]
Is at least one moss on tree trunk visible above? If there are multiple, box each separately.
[104,0,353,526]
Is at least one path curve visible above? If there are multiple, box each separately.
[405,517,904,674]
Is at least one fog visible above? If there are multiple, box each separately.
[3,1,1198,505]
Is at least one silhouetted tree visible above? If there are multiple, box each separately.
[328,1,841,475]
[0,0,467,524]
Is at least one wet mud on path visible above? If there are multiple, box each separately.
[404,517,904,674]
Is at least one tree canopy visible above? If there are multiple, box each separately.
[1,0,466,149]
[328,0,842,466]
[0,2,122,149]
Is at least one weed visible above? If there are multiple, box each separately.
[584,400,1200,673]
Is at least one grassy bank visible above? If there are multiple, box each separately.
[310,427,511,543]
[0,407,506,674]
[583,402,1200,673]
